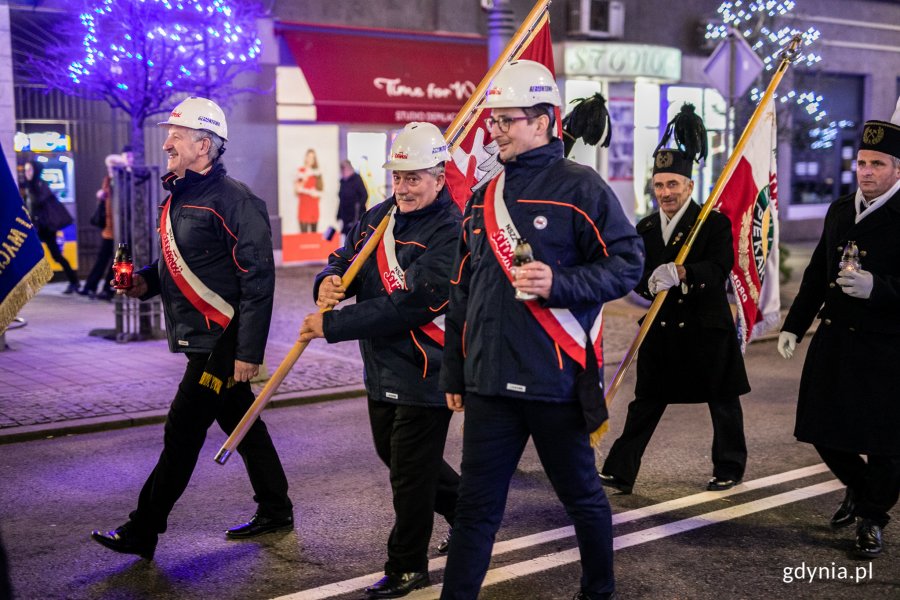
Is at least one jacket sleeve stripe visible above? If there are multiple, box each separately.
[410,330,428,378]
[451,253,470,285]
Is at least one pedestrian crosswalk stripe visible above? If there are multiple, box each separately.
[271,464,835,600]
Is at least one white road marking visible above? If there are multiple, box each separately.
[272,464,836,600]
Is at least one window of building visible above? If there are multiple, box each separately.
[790,72,863,205]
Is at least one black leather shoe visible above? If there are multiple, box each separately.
[90,522,157,560]
[437,528,451,554]
[831,488,856,528]
[225,514,293,539]
[707,477,740,491]
[63,283,79,295]
[365,572,430,598]
[598,473,632,495]
[855,518,883,558]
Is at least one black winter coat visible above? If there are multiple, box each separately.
[316,188,461,407]
[634,203,750,404]
[138,163,275,364]
[782,189,900,455]
[440,139,644,403]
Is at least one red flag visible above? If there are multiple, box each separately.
[715,98,781,351]
[445,11,557,210]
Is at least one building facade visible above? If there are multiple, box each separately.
[4,0,899,270]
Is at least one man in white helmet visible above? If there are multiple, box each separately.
[300,122,461,598]
[91,97,293,560]
[439,60,644,600]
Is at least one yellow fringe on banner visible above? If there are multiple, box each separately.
[589,420,610,449]
[199,372,238,394]
[0,259,52,334]
[199,371,224,394]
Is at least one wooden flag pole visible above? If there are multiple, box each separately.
[599,35,803,415]
[214,209,394,465]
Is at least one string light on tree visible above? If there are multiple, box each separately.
[706,1,846,150]
[30,0,266,165]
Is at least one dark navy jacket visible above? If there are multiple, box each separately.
[440,139,644,402]
[138,162,275,364]
[316,188,462,407]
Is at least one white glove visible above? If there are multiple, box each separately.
[836,268,874,299]
[777,331,797,359]
[648,262,680,295]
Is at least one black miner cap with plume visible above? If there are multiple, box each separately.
[562,93,611,157]
[652,103,708,178]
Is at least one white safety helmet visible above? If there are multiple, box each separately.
[158,96,228,141]
[383,122,450,171]
[484,59,561,108]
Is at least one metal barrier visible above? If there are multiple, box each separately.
[111,165,164,342]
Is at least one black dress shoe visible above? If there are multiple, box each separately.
[63,283,79,295]
[855,518,883,558]
[831,488,856,528]
[364,571,430,598]
[90,522,157,560]
[437,528,451,554]
[225,514,293,539]
[706,477,740,491]
[598,473,632,495]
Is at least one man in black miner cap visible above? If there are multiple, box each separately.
[599,104,750,495]
[778,106,900,559]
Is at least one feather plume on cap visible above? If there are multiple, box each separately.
[655,103,707,163]
[562,93,611,157]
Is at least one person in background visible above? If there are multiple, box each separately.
[22,159,79,294]
[337,159,368,241]
[300,122,461,599]
[79,147,133,300]
[778,114,900,559]
[90,97,293,560]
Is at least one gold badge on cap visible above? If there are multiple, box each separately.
[863,125,885,145]
[656,151,674,169]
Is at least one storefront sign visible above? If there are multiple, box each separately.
[277,22,486,125]
[562,43,681,82]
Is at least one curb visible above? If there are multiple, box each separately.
[0,385,368,445]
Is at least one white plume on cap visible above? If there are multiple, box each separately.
[892,95,900,125]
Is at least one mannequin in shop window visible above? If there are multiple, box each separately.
[295,148,323,233]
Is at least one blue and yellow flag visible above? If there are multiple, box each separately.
[0,141,52,333]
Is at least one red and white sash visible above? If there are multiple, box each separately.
[160,198,234,328]
[375,208,446,346]
[483,173,602,368]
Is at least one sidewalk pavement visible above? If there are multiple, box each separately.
[0,243,814,444]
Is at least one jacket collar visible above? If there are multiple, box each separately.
[502,138,564,174]
[162,161,226,193]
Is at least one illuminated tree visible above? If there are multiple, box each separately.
[705,1,849,149]
[30,0,267,164]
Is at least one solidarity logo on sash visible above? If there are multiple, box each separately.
[482,173,602,369]
[160,198,234,328]
[375,208,446,346]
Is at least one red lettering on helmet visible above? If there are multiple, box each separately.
[394,152,408,159]
[171,111,182,118]
[488,88,502,96]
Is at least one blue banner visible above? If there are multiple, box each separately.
[0,140,52,333]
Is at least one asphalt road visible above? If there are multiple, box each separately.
[1,338,898,600]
